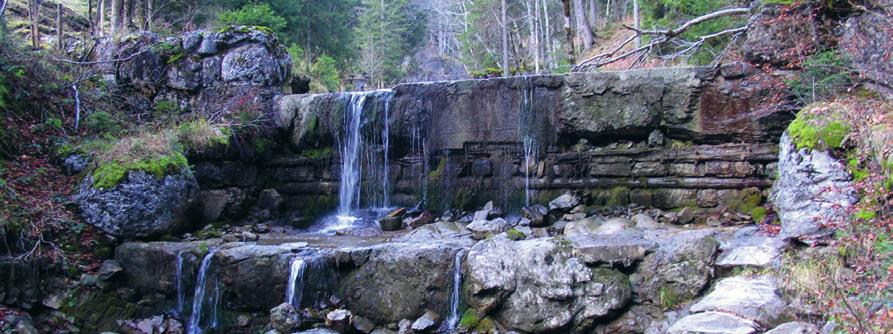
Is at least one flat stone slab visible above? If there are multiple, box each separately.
[568,230,657,266]
[717,226,787,269]
[765,322,820,334]
[690,276,786,325]
[668,311,757,334]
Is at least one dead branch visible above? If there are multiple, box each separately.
[573,7,750,71]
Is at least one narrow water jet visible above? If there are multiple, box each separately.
[285,257,306,307]
[187,250,218,334]
[444,250,464,332]
[175,251,186,315]
[519,79,539,206]
[380,92,393,208]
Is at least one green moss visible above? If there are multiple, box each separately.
[787,110,850,151]
[428,157,447,181]
[750,207,768,222]
[728,188,763,214]
[475,317,496,333]
[854,209,876,221]
[298,147,333,159]
[606,186,630,206]
[658,286,681,310]
[196,242,210,256]
[91,152,188,189]
[506,228,526,241]
[459,309,480,329]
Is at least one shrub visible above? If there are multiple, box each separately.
[217,3,288,37]
[786,50,856,105]
[177,119,231,153]
[85,111,121,135]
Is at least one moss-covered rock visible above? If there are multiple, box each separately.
[787,104,851,151]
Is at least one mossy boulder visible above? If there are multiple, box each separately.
[786,104,851,152]
[76,167,199,238]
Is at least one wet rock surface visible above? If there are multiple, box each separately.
[76,169,199,238]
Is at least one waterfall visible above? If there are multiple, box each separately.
[175,251,186,315]
[381,93,393,208]
[337,92,370,216]
[187,250,218,334]
[445,250,464,332]
[285,257,307,307]
[519,80,539,207]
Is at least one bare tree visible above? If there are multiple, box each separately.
[97,0,105,37]
[573,0,594,50]
[56,3,63,50]
[588,0,599,28]
[110,0,122,33]
[1,0,9,19]
[574,7,750,71]
[28,0,41,49]
[501,0,509,76]
[561,0,575,64]
[632,0,639,47]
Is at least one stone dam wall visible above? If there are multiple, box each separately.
[191,65,792,223]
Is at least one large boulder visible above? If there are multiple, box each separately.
[771,134,858,242]
[841,8,893,96]
[464,236,631,332]
[637,229,719,307]
[76,169,199,238]
[689,276,787,326]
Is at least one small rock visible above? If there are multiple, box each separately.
[388,207,407,219]
[237,314,252,327]
[647,130,665,146]
[594,218,633,235]
[467,218,509,239]
[668,311,756,334]
[98,260,123,281]
[561,212,587,221]
[258,188,284,210]
[676,207,696,224]
[63,154,89,175]
[563,217,599,236]
[326,309,352,333]
[661,212,679,224]
[473,202,494,221]
[397,319,413,334]
[689,276,786,325]
[252,223,270,234]
[411,311,441,332]
[549,192,580,212]
[240,231,259,241]
[379,216,404,231]
[353,315,376,333]
[407,211,436,229]
[632,213,659,229]
[440,209,462,222]
[270,303,300,333]
[765,322,820,334]
[522,204,550,227]
[706,215,722,227]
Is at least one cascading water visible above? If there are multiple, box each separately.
[318,90,394,233]
[285,257,306,307]
[444,250,464,332]
[187,250,218,334]
[519,79,539,206]
[175,251,186,315]
[381,93,393,208]
[337,92,370,216]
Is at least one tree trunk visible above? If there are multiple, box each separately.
[573,0,594,50]
[28,0,41,49]
[87,0,93,35]
[588,0,599,28]
[561,0,575,64]
[533,0,540,73]
[110,0,121,33]
[633,0,640,47]
[541,0,552,70]
[56,3,63,50]
[501,0,509,77]
[97,0,105,36]
[123,0,134,30]
[145,0,152,30]
[0,0,8,19]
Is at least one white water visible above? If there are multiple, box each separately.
[381,93,393,208]
[286,257,307,307]
[445,251,464,331]
[187,250,217,334]
[519,81,538,206]
[337,92,370,216]
[175,251,186,315]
